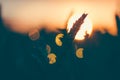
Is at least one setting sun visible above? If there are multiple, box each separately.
[67,13,93,40]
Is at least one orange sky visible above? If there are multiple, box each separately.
[1,0,119,35]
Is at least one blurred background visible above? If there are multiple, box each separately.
[0,0,119,34]
[0,0,120,80]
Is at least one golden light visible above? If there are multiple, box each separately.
[67,13,93,40]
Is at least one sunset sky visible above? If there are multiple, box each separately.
[0,0,119,35]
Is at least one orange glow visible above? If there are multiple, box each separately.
[67,14,93,40]
[1,0,118,35]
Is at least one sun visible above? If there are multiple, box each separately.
[67,13,93,40]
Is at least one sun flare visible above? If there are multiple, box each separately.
[67,13,93,40]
